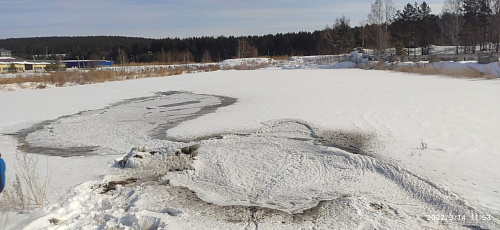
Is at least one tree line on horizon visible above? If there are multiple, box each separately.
[1,0,499,64]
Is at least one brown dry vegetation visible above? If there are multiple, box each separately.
[0,65,220,88]
[371,61,388,70]
[115,61,199,66]
[367,61,499,80]
[260,55,290,60]
[392,64,497,79]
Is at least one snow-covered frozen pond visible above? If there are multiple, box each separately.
[1,69,499,229]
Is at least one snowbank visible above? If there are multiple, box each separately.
[219,57,272,69]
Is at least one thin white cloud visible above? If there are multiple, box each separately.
[0,0,447,39]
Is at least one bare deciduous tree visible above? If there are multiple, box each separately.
[492,0,500,52]
[201,50,213,63]
[440,19,463,53]
[116,47,128,64]
[180,50,194,64]
[156,48,168,63]
[440,0,465,54]
[237,38,258,58]
[368,0,395,55]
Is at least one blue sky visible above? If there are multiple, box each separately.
[0,0,444,39]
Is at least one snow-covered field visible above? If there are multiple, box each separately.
[0,68,499,229]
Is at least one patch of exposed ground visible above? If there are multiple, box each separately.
[317,129,378,156]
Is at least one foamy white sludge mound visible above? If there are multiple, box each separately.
[25,120,498,229]
[168,120,497,229]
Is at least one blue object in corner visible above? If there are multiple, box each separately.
[0,157,5,193]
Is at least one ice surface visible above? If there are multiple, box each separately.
[18,91,234,155]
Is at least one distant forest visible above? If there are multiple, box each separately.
[0,33,330,63]
[1,0,499,64]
